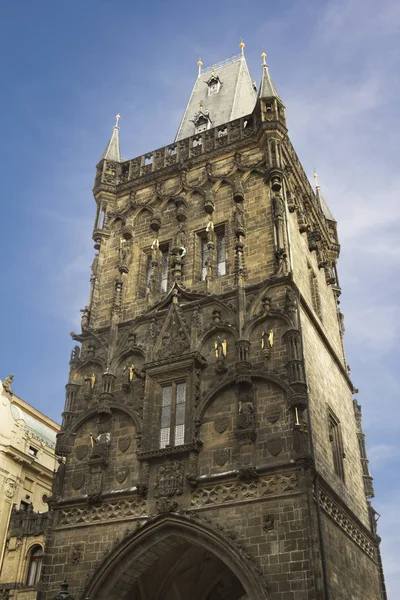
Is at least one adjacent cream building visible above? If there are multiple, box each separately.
[0,377,59,598]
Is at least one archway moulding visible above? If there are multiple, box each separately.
[82,512,269,600]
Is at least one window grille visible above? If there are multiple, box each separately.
[159,382,186,449]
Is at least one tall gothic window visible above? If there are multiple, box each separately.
[308,263,322,320]
[201,238,210,281]
[216,229,226,275]
[160,247,169,293]
[26,545,43,586]
[328,410,345,481]
[160,382,186,449]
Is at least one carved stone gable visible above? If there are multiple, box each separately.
[155,304,190,360]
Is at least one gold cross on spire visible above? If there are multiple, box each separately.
[239,38,245,56]
[261,51,267,66]
[115,113,121,127]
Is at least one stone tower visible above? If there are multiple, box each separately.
[41,46,386,600]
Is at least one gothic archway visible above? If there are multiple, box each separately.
[83,514,268,600]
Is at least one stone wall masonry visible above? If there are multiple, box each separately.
[301,309,370,528]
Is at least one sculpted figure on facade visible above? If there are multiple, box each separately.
[2,375,13,395]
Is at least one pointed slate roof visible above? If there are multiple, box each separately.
[101,118,121,162]
[259,55,280,99]
[175,54,257,141]
[316,186,335,221]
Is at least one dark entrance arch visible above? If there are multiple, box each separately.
[83,514,268,600]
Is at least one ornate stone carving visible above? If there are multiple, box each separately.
[214,448,230,467]
[76,445,89,461]
[52,458,66,497]
[263,514,275,532]
[266,411,280,424]
[191,472,298,508]
[71,472,85,491]
[115,466,129,484]
[316,488,374,558]
[237,396,254,429]
[214,416,229,434]
[3,478,17,499]
[2,374,13,394]
[58,498,147,527]
[118,435,131,453]
[154,462,184,498]
[267,434,283,456]
[70,543,84,564]
[155,498,178,514]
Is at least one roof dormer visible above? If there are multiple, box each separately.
[205,72,222,96]
[191,103,212,134]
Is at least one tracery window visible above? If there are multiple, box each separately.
[160,382,186,449]
[160,247,169,292]
[328,410,345,481]
[26,545,43,586]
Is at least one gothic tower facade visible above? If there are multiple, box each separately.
[41,47,386,600]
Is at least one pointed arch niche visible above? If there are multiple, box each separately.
[83,514,268,600]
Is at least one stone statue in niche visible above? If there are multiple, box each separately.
[237,396,254,429]
[214,337,227,359]
[118,238,132,271]
[70,346,80,362]
[234,205,245,236]
[214,336,227,374]
[260,295,271,316]
[274,248,288,277]
[123,363,135,383]
[52,458,66,498]
[80,307,90,330]
[91,253,99,275]
[284,287,298,319]
[261,329,274,361]
[261,329,274,349]
[272,194,285,218]
[90,424,111,463]
[206,220,214,245]
[84,374,96,397]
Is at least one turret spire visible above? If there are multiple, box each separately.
[100,114,121,162]
[259,51,280,99]
[313,169,335,220]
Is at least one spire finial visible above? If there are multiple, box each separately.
[313,169,320,189]
[239,39,245,56]
[261,51,267,66]
[115,113,121,128]
[197,57,203,78]
[199,99,204,111]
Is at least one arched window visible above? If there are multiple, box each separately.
[26,545,43,586]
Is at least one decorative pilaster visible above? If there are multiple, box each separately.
[354,400,375,499]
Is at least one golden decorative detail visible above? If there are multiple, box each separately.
[115,113,121,127]
[123,363,135,383]
[215,337,227,358]
[261,329,274,349]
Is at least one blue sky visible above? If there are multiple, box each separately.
[0,0,399,594]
